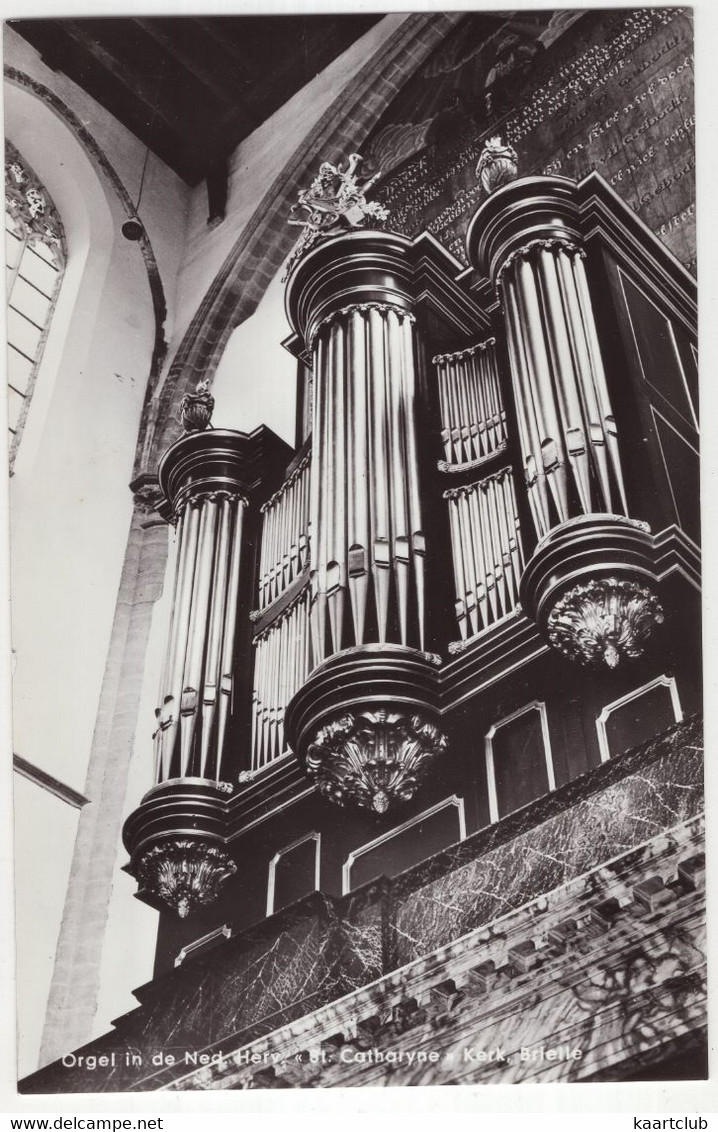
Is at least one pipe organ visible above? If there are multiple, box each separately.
[282,230,445,814]
[153,450,247,786]
[434,339,507,470]
[257,454,310,611]
[308,302,425,661]
[251,588,311,769]
[123,169,692,919]
[468,177,665,669]
[123,426,293,916]
[498,239,628,538]
[445,468,524,640]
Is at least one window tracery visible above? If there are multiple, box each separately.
[5,141,66,462]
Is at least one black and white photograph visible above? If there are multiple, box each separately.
[2,1,707,1103]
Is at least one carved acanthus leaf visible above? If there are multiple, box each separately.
[305,709,447,814]
[135,838,237,918]
[547,577,664,668]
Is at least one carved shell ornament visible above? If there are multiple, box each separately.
[305,708,448,814]
[475,135,519,195]
[546,577,665,669]
[283,153,390,280]
[136,838,237,918]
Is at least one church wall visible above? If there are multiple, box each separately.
[91,516,177,1055]
[210,269,296,446]
[3,26,191,342]
[13,777,79,1081]
[369,9,695,273]
[4,29,190,1075]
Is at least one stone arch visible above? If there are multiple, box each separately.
[136,12,462,474]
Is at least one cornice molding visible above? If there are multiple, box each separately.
[282,226,490,360]
[166,813,706,1090]
[157,426,294,521]
[575,172,696,334]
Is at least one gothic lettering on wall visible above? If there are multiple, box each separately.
[369,10,695,273]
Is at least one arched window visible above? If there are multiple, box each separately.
[5,142,66,464]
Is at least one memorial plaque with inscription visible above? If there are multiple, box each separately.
[371,8,694,273]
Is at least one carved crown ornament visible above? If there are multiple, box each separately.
[304,708,448,815]
[546,577,665,669]
[5,141,64,261]
[135,838,237,918]
[283,154,390,281]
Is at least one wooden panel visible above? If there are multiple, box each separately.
[487,703,552,820]
[652,408,700,539]
[598,676,682,761]
[620,273,697,428]
[344,797,465,892]
[269,834,320,915]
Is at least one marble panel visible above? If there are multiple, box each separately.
[392,718,702,963]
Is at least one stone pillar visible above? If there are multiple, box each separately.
[40,488,169,1066]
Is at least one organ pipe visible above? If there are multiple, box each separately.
[306,301,426,660]
[444,468,525,640]
[251,588,312,770]
[433,339,507,471]
[153,488,248,785]
[496,238,628,537]
[258,454,311,610]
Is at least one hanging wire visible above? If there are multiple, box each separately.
[122,50,164,240]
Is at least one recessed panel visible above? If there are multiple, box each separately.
[346,798,464,892]
[491,706,550,819]
[602,680,680,761]
[269,835,319,915]
[621,273,696,428]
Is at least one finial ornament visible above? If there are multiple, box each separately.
[476,136,519,195]
[178,379,215,433]
[283,154,390,280]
